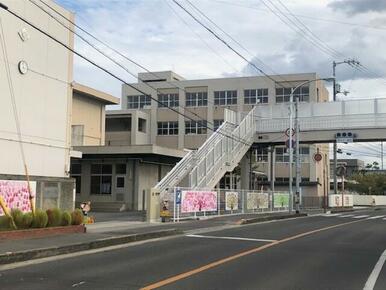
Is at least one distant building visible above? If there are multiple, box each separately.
[330,159,365,178]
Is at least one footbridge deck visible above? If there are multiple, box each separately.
[254,98,386,144]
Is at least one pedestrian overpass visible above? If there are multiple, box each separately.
[148,98,386,220]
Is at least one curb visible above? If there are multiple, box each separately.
[0,228,181,265]
[237,213,308,225]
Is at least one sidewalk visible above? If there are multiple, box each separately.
[0,211,308,264]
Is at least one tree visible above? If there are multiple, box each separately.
[346,173,386,195]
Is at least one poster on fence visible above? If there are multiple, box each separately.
[0,180,36,215]
[225,192,238,211]
[274,193,289,208]
[247,192,269,210]
[181,190,217,213]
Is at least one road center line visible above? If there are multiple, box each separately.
[141,219,365,290]
[339,214,354,218]
[186,234,277,243]
[363,249,386,290]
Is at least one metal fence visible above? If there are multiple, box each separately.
[163,187,292,222]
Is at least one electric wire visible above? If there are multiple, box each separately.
[1,3,253,148]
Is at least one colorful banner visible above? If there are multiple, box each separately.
[225,192,238,211]
[274,193,289,208]
[247,192,269,209]
[181,190,217,213]
[0,180,36,215]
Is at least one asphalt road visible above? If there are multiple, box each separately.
[1,208,386,290]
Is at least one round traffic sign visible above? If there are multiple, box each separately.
[313,153,323,162]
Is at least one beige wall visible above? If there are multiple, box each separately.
[72,93,105,146]
[0,0,74,178]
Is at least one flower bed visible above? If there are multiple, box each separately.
[0,224,86,240]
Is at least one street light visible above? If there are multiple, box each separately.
[288,77,335,214]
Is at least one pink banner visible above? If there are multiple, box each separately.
[181,190,217,213]
[0,180,36,215]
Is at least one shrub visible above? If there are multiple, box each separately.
[71,209,84,225]
[61,211,72,226]
[0,215,11,229]
[46,208,62,227]
[32,209,48,228]
[21,212,33,228]
[11,209,24,228]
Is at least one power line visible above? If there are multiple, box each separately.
[0,2,252,147]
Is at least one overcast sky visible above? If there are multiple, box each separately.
[56,0,386,164]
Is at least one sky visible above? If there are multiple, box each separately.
[55,0,386,165]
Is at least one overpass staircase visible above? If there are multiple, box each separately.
[154,107,256,199]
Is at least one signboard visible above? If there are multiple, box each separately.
[285,128,295,137]
[329,194,353,207]
[175,188,182,205]
[313,153,323,162]
[285,139,295,149]
[247,192,269,210]
[181,190,217,213]
[225,192,238,211]
[0,180,36,215]
[274,193,289,208]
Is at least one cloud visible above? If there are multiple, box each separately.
[328,0,386,15]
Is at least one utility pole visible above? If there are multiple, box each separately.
[295,95,301,214]
[381,142,384,170]
[333,61,338,195]
[332,59,360,195]
[289,89,294,214]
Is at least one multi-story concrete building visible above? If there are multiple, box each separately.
[112,71,330,204]
[0,0,75,211]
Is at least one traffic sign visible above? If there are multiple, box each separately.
[285,128,295,137]
[285,139,295,148]
[175,188,182,205]
[313,152,323,162]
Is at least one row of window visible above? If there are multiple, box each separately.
[157,120,212,135]
[254,147,310,163]
[127,86,309,108]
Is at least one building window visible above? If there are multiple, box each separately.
[157,121,178,135]
[127,95,151,109]
[213,119,224,131]
[186,92,208,107]
[254,147,268,162]
[138,118,146,133]
[106,117,131,132]
[275,146,310,163]
[214,90,237,105]
[70,163,81,194]
[116,176,125,188]
[275,85,309,103]
[90,164,112,195]
[185,120,207,134]
[244,89,269,104]
[158,93,179,107]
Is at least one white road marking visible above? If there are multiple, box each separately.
[363,249,386,290]
[338,214,355,218]
[367,215,385,220]
[186,234,277,243]
[322,213,342,217]
[353,215,370,219]
[383,218,386,220]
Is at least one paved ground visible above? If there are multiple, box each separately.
[1,208,385,289]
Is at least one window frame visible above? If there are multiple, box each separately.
[90,164,113,195]
[127,94,151,109]
[214,90,238,105]
[157,121,179,136]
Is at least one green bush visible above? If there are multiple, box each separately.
[0,215,11,229]
[46,208,62,227]
[21,212,33,229]
[71,209,84,225]
[32,209,48,228]
[61,211,72,226]
[11,209,24,228]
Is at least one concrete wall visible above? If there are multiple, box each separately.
[72,93,105,146]
[0,0,74,178]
